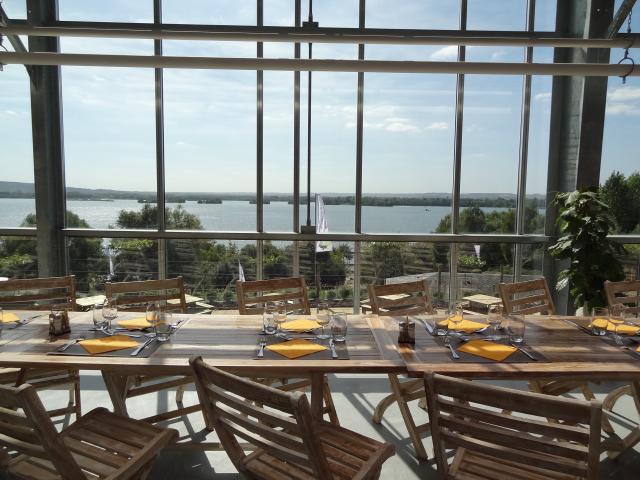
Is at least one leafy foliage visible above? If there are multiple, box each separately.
[599,171,640,234]
[548,190,625,310]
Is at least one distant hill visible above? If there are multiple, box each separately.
[0,182,545,206]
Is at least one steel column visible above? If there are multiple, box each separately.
[27,0,66,278]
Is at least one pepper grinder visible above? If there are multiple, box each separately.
[398,317,416,344]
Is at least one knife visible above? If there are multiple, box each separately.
[413,316,434,335]
[511,342,538,361]
[131,337,156,356]
[563,319,593,335]
[329,339,338,359]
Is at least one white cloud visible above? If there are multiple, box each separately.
[608,86,640,102]
[430,45,458,61]
[385,122,419,133]
[606,103,640,115]
[535,92,551,101]
[425,121,449,130]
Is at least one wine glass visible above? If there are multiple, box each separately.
[102,298,118,334]
[316,301,331,340]
[447,302,464,335]
[146,302,161,336]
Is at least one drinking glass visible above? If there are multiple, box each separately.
[155,311,172,342]
[273,301,288,338]
[486,304,503,339]
[262,302,277,335]
[146,302,161,330]
[316,301,331,340]
[330,313,348,342]
[612,306,637,344]
[446,302,464,336]
[590,307,610,336]
[93,303,108,331]
[505,315,525,344]
[102,298,118,333]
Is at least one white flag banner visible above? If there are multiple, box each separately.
[315,194,332,253]
[473,244,481,260]
[238,261,246,282]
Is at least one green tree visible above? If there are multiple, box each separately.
[0,212,107,292]
[600,171,640,233]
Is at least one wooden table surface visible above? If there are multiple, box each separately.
[386,315,640,380]
[0,312,405,377]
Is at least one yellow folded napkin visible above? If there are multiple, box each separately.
[117,317,152,330]
[1,312,20,323]
[79,335,139,355]
[437,317,487,333]
[589,318,639,335]
[457,340,517,362]
[266,338,327,359]
[280,319,321,332]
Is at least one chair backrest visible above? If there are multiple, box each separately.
[190,356,334,478]
[106,277,187,313]
[424,373,601,480]
[604,279,640,316]
[0,276,76,311]
[0,383,86,480]
[499,278,556,315]
[236,277,310,315]
[367,279,433,316]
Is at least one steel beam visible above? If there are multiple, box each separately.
[2,51,639,76]
[60,228,549,244]
[606,0,637,38]
[0,6,35,82]
[4,23,640,48]
[27,0,66,279]
[544,0,614,314]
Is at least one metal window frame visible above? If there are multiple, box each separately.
[3,0,639,306]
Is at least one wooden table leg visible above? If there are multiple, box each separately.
[310,373,324,421]
[102,371,130,417]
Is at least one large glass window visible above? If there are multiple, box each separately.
[61,65,156,229]
[58,0,152,22]
[0,236,38,279]
[362,54,456,233]
[0,63,34,227]
[600,73,640,235]
[366,0,459,30]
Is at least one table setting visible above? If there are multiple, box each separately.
[412,304,546,363]
[565,307,640,359]
[254,301,349,360]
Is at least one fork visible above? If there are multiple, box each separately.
[58,336,85,352]
[443,336,460,360]
[257,336,267,358]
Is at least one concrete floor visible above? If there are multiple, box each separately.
[4,373,640,479]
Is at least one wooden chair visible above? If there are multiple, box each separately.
[498,278,556,316]
[0,276,81,419]
[604,279,640,316]
[190,356,395,479]
[499,278,595,400]
[105,277,196,424]
[602,279,640,458]
[368,279,432,460]
[106,277,186,313]
[424,373,602,480]
[236,276,310,315]
[0,382,177,479]
[236,277,339,425]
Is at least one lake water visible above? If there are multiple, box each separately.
[0,198,514,234]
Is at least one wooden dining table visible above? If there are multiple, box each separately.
[0,311,405,422]
[1,311,640,454]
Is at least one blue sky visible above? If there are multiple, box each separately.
[1,0,638,196]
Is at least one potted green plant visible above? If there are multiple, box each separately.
[548,189,626,313]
